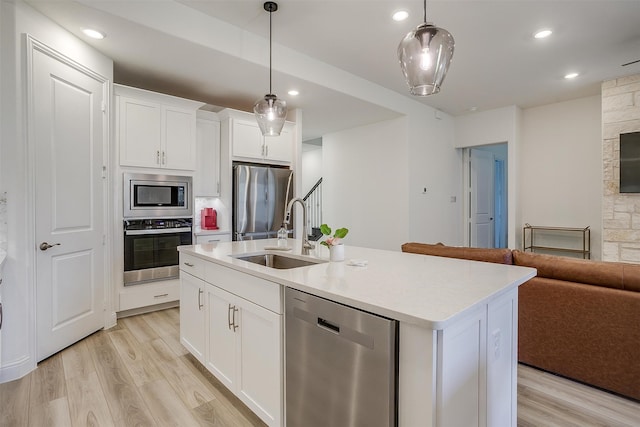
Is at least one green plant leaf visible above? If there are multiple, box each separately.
[320,241,330,248]
[320,224,331,236]
[334,228,349,239]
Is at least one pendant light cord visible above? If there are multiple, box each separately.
[269,7,273,95]
[423,0,427,23]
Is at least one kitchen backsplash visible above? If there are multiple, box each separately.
[195,197,228,231]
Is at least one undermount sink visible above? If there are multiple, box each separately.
[233,253,326,269]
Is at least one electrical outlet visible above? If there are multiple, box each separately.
[492,329,501,359]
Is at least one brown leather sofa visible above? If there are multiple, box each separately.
[401,242,640,401]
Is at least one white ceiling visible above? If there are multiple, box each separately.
[25,0,640,141]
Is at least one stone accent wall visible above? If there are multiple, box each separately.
[602,74,640,262]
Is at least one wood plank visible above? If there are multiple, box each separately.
[29,352,66,408]
[61,339,95,380]
[142,309,188,357]
[66,371,115,427]
[180,353,267,427]
[108,328,163,387]
[138,378,201,426]
[141,338,215,409]
[84,330,156,426]
[192,398,257,427]
[0,374,31,426]
[118,314,160,343]
[28,396,72,427]
[517,364,640,427]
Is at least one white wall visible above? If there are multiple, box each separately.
[323,117,410,251]
[455,106,520,248]
[520,95,602,259]
[301,144,322,196]
[0,0,113,381]
[407,110,461,246]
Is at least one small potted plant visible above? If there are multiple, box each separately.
[320,224,348,261]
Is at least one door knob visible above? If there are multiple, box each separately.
[39,242,61,251]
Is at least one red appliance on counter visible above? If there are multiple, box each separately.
[201,208,219,230]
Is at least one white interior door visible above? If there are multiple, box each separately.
[470,149,495,248]
[31,42,107,361]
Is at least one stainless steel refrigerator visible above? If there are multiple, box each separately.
[233,163,294,241]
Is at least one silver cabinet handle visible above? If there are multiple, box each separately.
[198,288,203,310]
[157,150,161,164]
[153,293,169,298]
[232,306,239,331]
[228,304,234,330]
[265,145,269,157]
[183,262,194,267]
[39,242,60,251]
[0,302,3,330]
[162,151,166,165]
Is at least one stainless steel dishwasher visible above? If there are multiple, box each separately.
[285,288,398,427]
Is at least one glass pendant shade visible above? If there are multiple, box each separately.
[254,93,287,136]
[398,22,455,96]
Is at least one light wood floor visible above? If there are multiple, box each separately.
[1,307,639,426]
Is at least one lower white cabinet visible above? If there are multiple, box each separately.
[179,272,206,363]
[206,284,282,426]
[179,253,283,427]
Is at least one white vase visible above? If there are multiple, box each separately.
[329,244,345,262]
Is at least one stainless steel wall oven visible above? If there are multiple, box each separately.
[123,218,192,286]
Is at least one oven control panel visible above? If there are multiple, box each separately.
[124,218,192,231]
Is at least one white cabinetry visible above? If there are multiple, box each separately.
[179,253,282,427]
[194,111,221,196]
[180,271,206,363]
[221,110,294,164]
[116,85,204,170]
[195,232,231,244]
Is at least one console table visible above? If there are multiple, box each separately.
[522,224,591,259]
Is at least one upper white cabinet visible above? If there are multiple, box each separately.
[116,85,204,170]
[220,109,294,164]
[194,111,221,197]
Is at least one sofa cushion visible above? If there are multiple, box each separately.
[519,276,640,400]
[401,242,513,265]
[512,250,640,292]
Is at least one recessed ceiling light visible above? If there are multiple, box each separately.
[392,10,409,22]
[564,72,579,79]
[534,29,552,39]
[82,28,106,39]
[288,90,299,96]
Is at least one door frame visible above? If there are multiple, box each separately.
[463,143,508,248]
[25,34,113,361]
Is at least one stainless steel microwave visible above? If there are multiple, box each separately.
[123,173,192,219]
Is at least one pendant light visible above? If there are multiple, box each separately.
[254,1,287,136]
[397,0,454,96]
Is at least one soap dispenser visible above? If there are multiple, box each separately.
[277,224,288,247]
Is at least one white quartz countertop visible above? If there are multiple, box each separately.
[178,239,536,329]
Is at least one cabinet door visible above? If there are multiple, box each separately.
[206,285,238,391]
[194,118,220,196]
[236,297,283,427]
[264,125,293,163]
[163,106,196,170]
[119,96,161,167]
[180,272,206,363]
[232,119,264,159]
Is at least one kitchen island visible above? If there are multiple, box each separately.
[178,239,536,427]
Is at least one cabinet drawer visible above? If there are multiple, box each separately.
[195,233,231,244]
[180,253,206,279]
[205,262,282,314]
[119,281,179,312]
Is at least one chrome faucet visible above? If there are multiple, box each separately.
[284,197,314,255]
